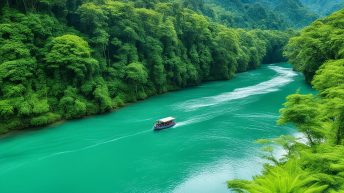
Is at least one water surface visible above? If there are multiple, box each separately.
[0,63,313,193]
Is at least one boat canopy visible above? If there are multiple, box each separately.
[157,117,175,123]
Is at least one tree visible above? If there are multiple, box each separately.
[228,160,327,193]
[0,0,292,134]
[278,94,324,146]
[229,9,344,193]
[125,62,148,99]
[284,9,344,82]
[45,34,99,84]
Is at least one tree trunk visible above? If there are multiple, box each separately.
[335,112,344,145]
[107,44,111,67]
[306,130,315,148]
[102,44,108,67]
[22,0,27,12]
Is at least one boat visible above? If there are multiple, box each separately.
[154,117,176,131]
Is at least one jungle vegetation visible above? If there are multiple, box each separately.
[300,0,344,16]
[184,0,344,30]
[1,1,344,192]
[228,9,344,193]
[0,0,293,133]
[198,0,316,29]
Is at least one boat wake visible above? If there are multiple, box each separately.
[0,129,153,174]
[36,130,152,161]
[175,106,240,128]
[175,113,216,128]
[176,66,297,111]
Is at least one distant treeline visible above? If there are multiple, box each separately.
[183,0,317,30]
[182,0,344,30]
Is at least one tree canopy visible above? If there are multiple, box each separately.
[0,0,293,133]
[228,9,344,193]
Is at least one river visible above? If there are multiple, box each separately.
[0,63,313,193]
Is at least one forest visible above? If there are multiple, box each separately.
[186,0,316,29]
[1,0,344,192]
[300,0,344,16]
[228,9,344,193]
[0,0,293,133]
[184,0,344,30]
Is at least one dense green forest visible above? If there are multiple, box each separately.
[183,0,316,29]
[1,0,344,192]
[0,0,293,133]
[228,9,344,193]
[300,0,344,16]
[183,0,344,30]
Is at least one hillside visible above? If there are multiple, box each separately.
[0,0,292,133]
[183,0,318,29]
[228,8,344,192]
[301,0,344,16]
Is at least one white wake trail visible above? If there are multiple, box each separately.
[37,129,152,161]
[175,112,219,128]
[177,66,297,111]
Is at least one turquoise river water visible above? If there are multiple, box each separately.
[0,63,313,193]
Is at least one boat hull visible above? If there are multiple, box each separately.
[154,122,176,131]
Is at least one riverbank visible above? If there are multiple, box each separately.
[0,63,314,193]
[0,64,281,137]
[0,2,293,135]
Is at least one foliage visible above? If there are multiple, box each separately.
[300,0,344,17]
[0,1,294,133]
[228,9,344,193]
[284,9,344,82]
[228,160,328,193]
[183,0,319,30]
